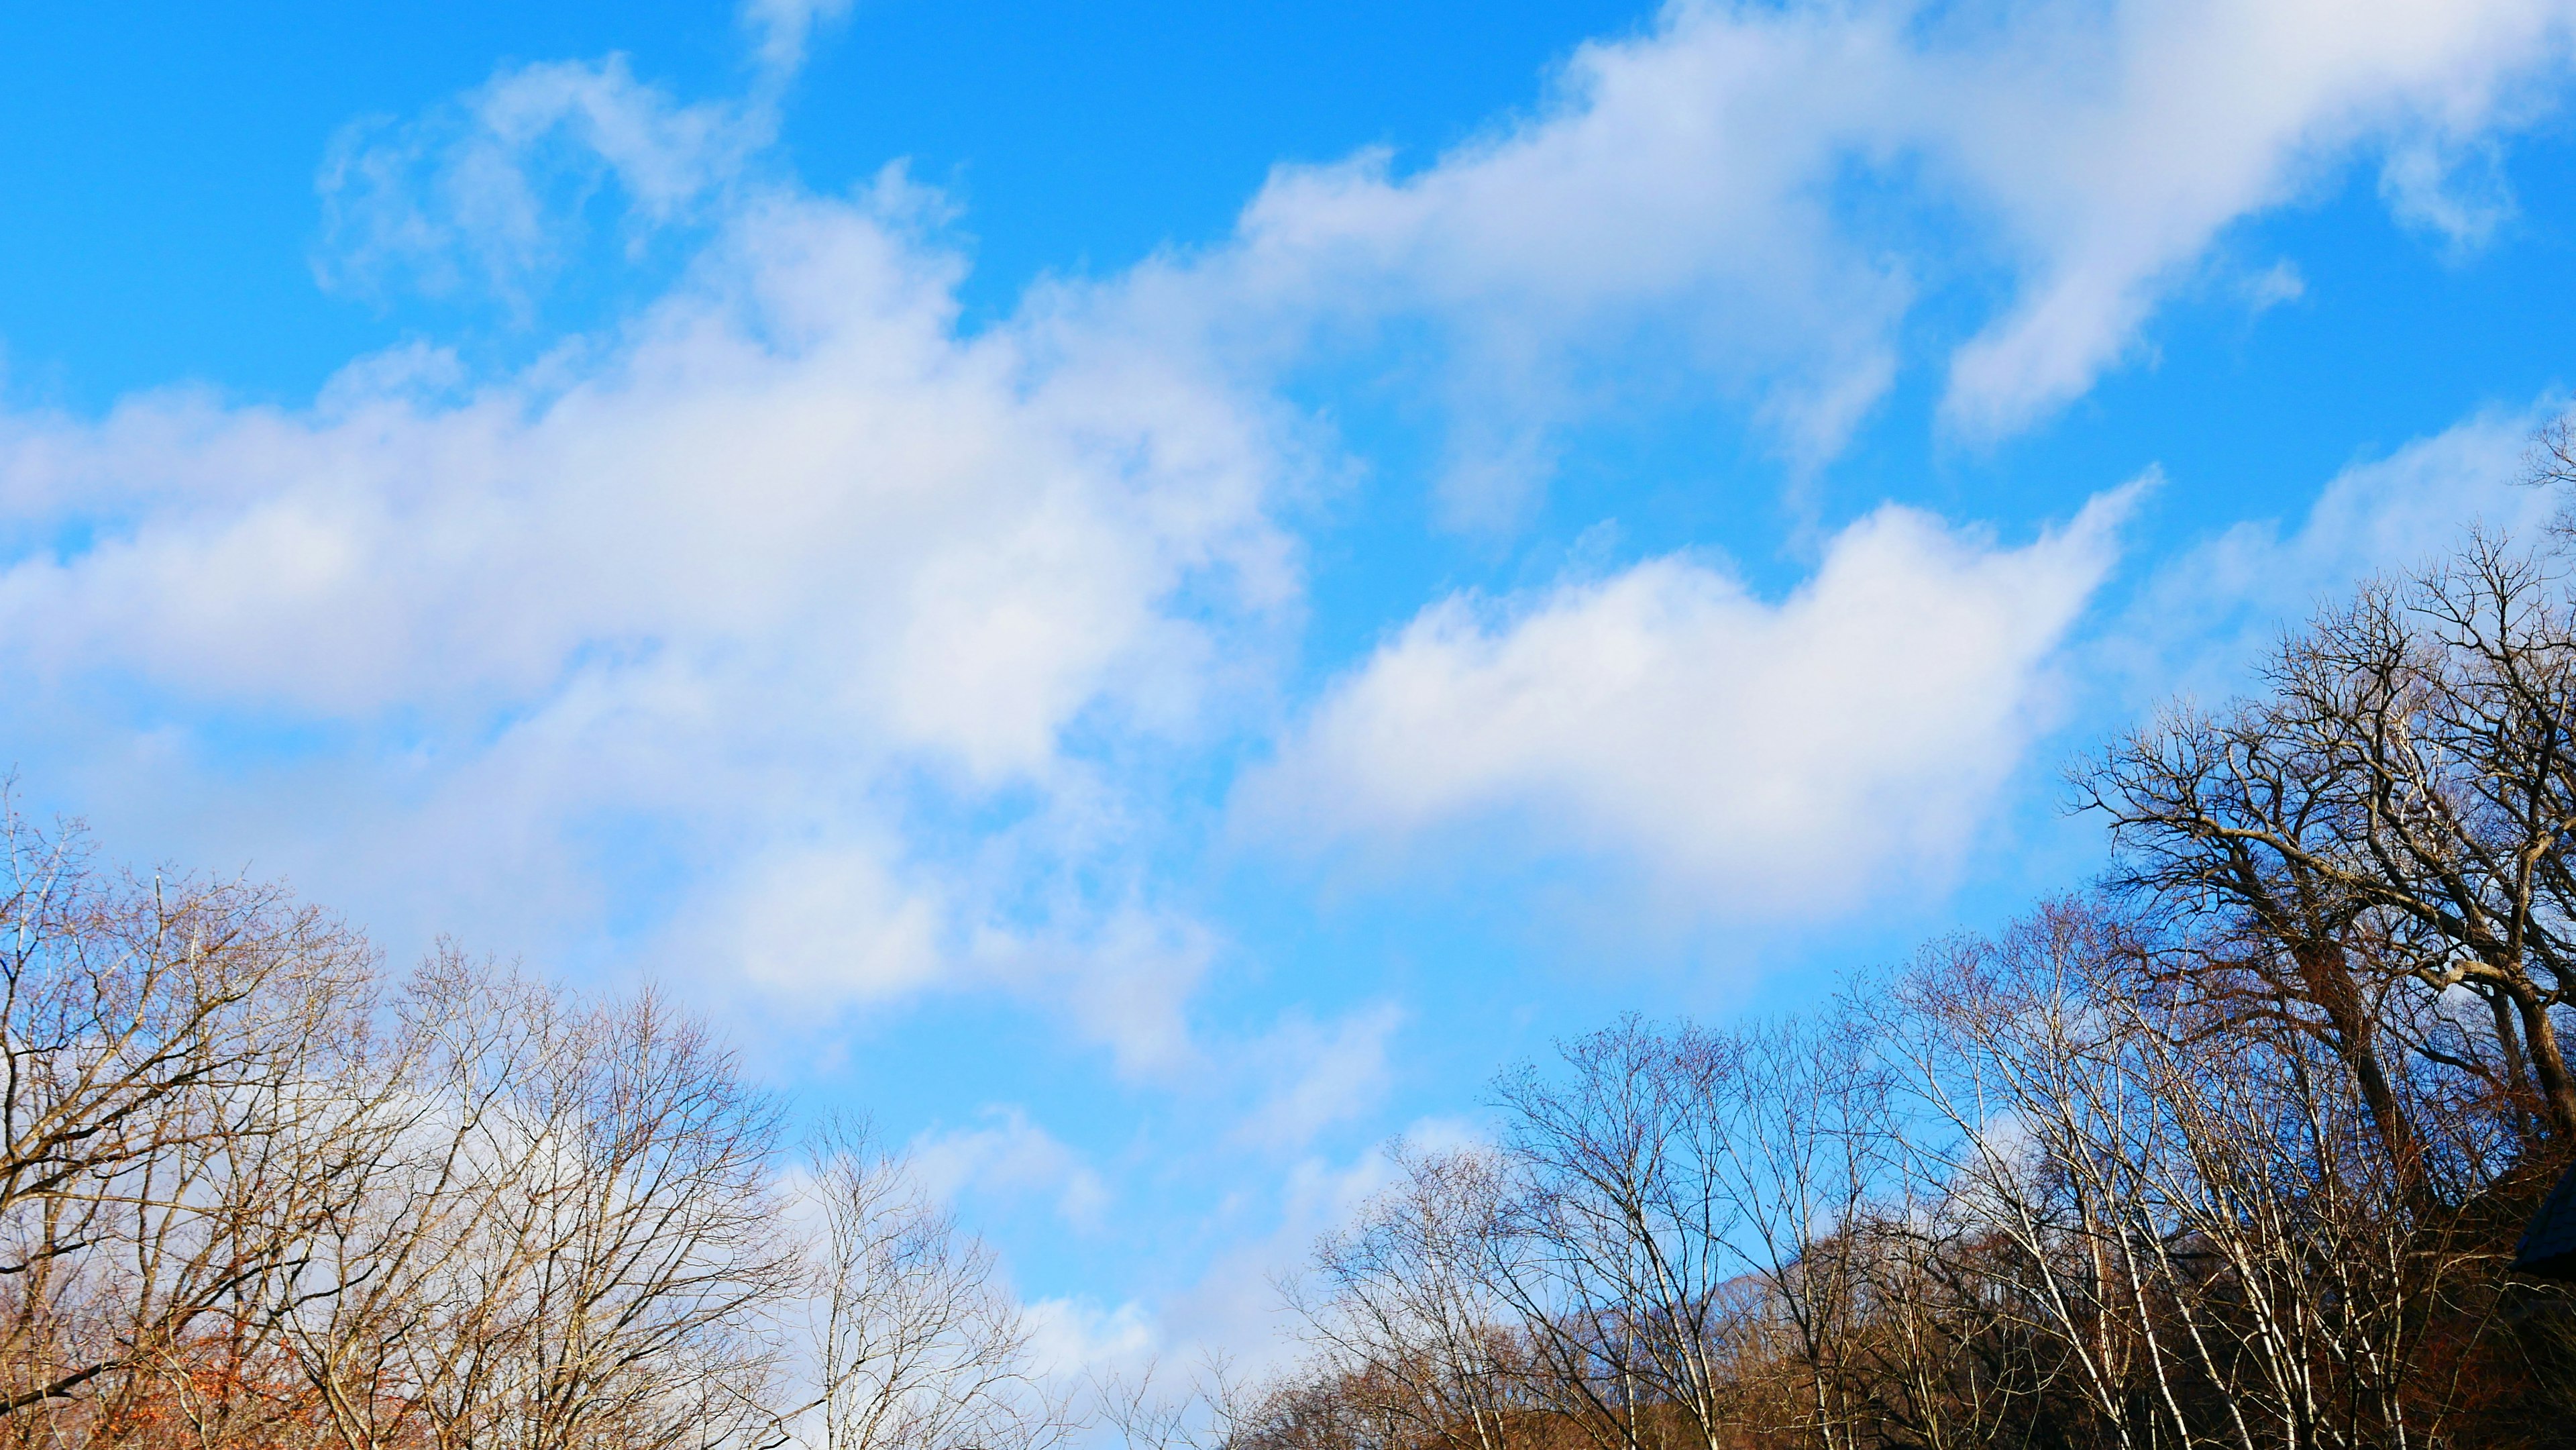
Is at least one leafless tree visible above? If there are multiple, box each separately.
[1884,900,2512,1450]
[220,956,793,1450]
[2532,412,2576,501]
[1478,1019,1764,1450]
[2083,534,2576,1148]
[1287,1143,1528,1450]
[0,802,376,1435]
[1691,1019,1894,1450]
[417,976,791,1450]
[792,1121,1065,1450]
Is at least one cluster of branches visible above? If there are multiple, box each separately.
[0,808,1067,1450]
[1241,527,2576,1449]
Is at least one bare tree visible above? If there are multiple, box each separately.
[1479,1019,1757,1450]
[0,802,376,1434]
[256,958,794,1450]
[436,979,790,1450]
[794,1121,1065,1450]
[1885,900,2512,1450]
[1287,1143,1528,1450]
[2084,535,2576,1147]
[1693,1019,1894,1450]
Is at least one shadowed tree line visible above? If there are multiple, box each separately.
[1232,437,2576,1450]
[0,808,1070,1450]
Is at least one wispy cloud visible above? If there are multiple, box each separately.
[2115,401,2567,701]
[911,1108,1114,1233]
[739,0,856,81]
[316,56,777,307]
[1236,1004,1407,1151]
[1196,0,2576,503]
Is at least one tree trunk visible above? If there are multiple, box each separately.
[2292,939,2426,1194]
[2512,986,2576,1140]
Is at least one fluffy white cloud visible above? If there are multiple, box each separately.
[5,193,1290,738]
[0,76,1293,1061]
[1245,492,2133,908]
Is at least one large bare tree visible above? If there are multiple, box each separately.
[2084,535,2576,1149]
[0,803,376,1431]
[793,1122,1065,1450]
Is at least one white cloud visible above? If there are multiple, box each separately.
[1236,1004,1406,1150]
[1202,0,2575,505]
[2120,401,2565,698]
[1244,491,2134,909]
[1218,1,1921,503]
[910,1107,1114,1233]
[0,95,1293,1054]
[17,193,1284,739]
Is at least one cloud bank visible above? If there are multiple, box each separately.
[0,166,1292,1066]
[0,0,2569,1053]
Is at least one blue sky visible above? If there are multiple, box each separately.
[4,0,2576,1374]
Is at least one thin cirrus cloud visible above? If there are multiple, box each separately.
[1234,1004,1408,1151]
[1242,492,2135,909]
[314,56,779,307]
